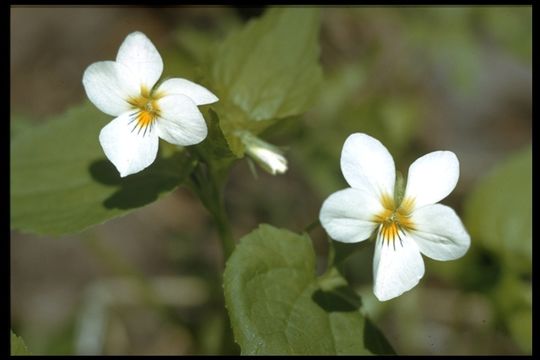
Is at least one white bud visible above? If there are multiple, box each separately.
[240,132,288,175]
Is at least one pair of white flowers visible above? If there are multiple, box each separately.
[83,31,288,178]
[84,31,469,302]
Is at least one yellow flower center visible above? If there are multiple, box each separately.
[127,86,164,135]
[372,194,415,249]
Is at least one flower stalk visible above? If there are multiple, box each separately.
[188,147,235,261]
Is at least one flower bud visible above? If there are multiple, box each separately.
[240,132,288,175]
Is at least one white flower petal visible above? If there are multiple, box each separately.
[156,94,207,146]
[82,61,140,116]
[404,151,459,209]
[157,78,219,105]
[319,188,382,243]
[340,133,396,198]
[373,230,425,301]
[116,31,163,89]
[99,111,159,177]
[410,204,470,261]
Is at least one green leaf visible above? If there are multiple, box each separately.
[224,224,388,355]
[11,102,196,236]
[212,7,322,120]
[11,330,32,355]
[463,145,532,273]
[210,7,323,155]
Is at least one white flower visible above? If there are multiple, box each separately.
[319,133,470,301]
[240,132,288,175]
[82,31,218,177]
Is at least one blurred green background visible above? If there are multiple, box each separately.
[10,6,531,355]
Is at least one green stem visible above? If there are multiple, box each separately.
[188,147,235,262]
[212,195,235,261]
[186,147,238,353]
[200,175,238,352]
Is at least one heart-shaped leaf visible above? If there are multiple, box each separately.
[224,224,393,355]
[210,7,323,155]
